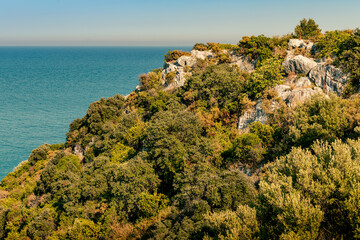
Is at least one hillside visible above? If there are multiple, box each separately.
[1,19,360,239]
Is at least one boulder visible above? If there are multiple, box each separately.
[238,83,324,130]
[309,63,348,94]
[176,55,197,67]
[283,55,318,75]
[295,77,313,88]
[238,101,267,130]
[287,76,313,88]
[231,55,256,71]
[190,50,213,60]
[288,39,314,51]
[274,84,323,108]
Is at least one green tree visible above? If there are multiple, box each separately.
[294,18,321,39]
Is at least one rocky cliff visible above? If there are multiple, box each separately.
[238,39,348,130]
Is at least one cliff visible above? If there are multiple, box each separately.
[1,21,360,240]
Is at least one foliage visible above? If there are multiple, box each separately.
[246,57,284,99]
[289,94,360,148]
[338,29,360,94]
[224,133,265,167]
[202,205,259,240]
[28,144,51,166]
[258,139,360,239]
[164,49,191,62]
[181,64,248,117]
[316,30,352,58]
[294,18,321,39]
[3,23,360,239]
[238,35,274,62]
[139,69,162,90]
[193,43,208,51]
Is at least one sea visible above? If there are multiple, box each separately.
[0,46,191,180]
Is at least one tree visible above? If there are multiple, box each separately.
[294,18,321,39]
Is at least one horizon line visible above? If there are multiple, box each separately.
[0,45,194,47]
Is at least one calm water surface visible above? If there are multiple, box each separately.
[0,46,190,180]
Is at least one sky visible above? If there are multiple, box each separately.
[0,0,359,46]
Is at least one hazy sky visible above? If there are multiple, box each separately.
[1,0,359,46]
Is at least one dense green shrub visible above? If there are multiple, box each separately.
[289,94,360,148]
[238,35,274,62]
[164,49,191,62]
[193,43,208,51]
[258,139,360,239]
[338,29,360,94]
[28,144,51,166]
[139,68,162,90]
[246,57,284,99]
[181,64,247,116]
[316,30,352,58]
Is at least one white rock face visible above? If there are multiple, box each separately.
[238,76,324,130]
[309,63,348,94]
[231,55,256,71]
[238,101,267,130]
[190,50,213,60]
[288,39,314,51]
[161,50,214,88]
[288,76,313,88]
[283,55,318,75]
[274,84,323,108]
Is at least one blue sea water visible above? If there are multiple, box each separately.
[0,46,191,180]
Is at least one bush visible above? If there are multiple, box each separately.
[246,57,284,99]
[225,133,265,167]
[139,69,162,90]
[165,71,176,84]
[28,144,51,166]
[258,139,360,239]
[238,35,274,62]
[316,30,352,58]
[193,43,208,51]
[181,64,247,115]
[164,50,191,62]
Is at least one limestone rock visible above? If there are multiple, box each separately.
[231,55,256,71]
[238,101,267,130]
[190,50,213,60]
[309,63,348,94]
[176,55,197,67]
[287,76,313,88]
[74,144,85,161]
[274,84,323,108]
[283,55,318,75]
[288,39,314,51]
[238,82,324,130]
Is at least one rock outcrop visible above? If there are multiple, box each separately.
[274,84,323,108]
[161,50,214,88]
[288,39,314,51]
[238,38,350,130]
[309,63,348,93]
[161,49,256,89]
[283,54,318,75]
[238,101,267,130]
[231,55,256,71]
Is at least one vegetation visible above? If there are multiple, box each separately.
[164,50,191,62]
[294,18,321,39]
[1,20,360,239]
